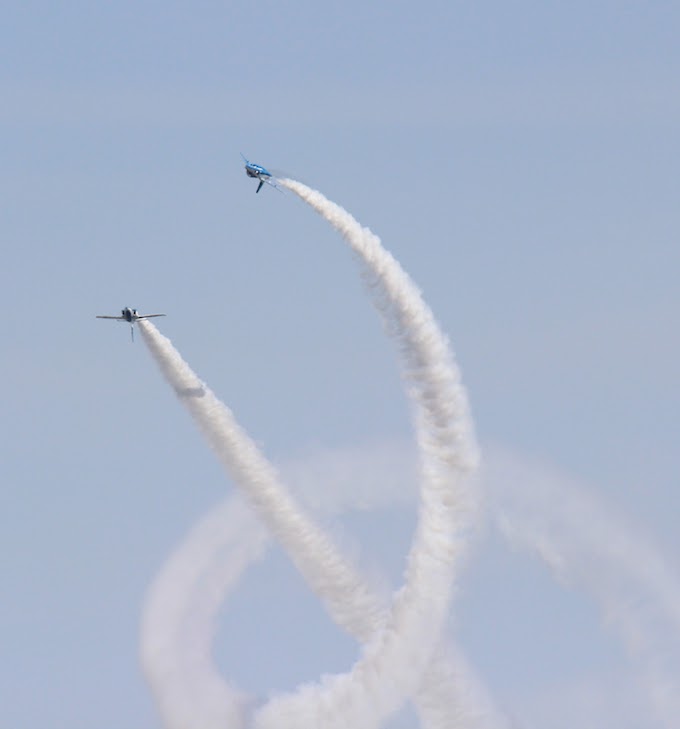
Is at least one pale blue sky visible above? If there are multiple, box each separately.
[1,2,679,728]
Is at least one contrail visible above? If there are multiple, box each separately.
[139,178,481,728]
[486,449,680,727]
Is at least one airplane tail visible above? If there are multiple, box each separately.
[256,180,264,193]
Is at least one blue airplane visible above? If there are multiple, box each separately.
[241,154,280,193]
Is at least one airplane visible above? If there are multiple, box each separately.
[241,153,281,193]
[96,307,166,342]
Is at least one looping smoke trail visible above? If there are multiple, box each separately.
[143,462,505,729]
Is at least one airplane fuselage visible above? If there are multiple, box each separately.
[245,163,271,180]
[96,307,166,341]
[241,155,279,194]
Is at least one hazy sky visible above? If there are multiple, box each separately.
[2,3,678,728]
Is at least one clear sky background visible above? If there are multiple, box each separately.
[1,2,678,728]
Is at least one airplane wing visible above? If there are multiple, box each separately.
[96,315,125,320]
[138,314,166,319]
[262,177,283,193]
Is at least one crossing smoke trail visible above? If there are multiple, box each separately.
[138,319,482,729]
[143,438,680,728]
[143,448,504,729]
[139,180,482,728]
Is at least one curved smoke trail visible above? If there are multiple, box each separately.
[141,495,264,729]
[486,450,680,727]
[140,179,480,728]
[261,178,482,728]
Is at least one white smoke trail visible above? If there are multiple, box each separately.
[486,449,680,727]
[254,179,479,729]
[138,320,384,646]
